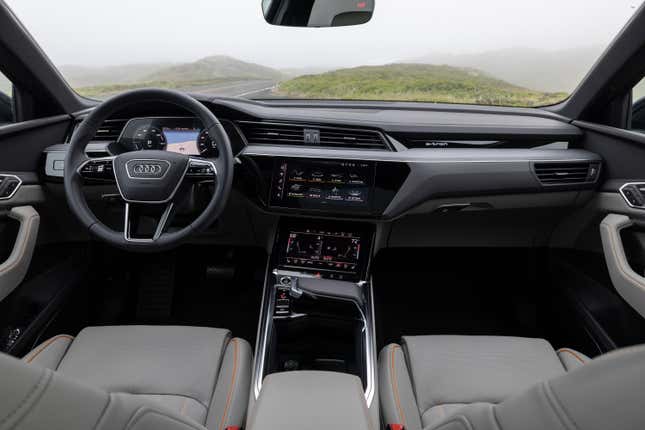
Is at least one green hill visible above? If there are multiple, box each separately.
[144,55,284,82]
[67,55,284,98]
[274,63,567,107]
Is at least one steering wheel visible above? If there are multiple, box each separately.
[64,89,234,251]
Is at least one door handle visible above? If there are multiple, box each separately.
[600,213,645,318]
[0,206,40,302]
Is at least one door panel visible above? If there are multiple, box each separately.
[550,121,645,352]
[0,115,89,355]
[0,206,39,302]
[599,213,645,318]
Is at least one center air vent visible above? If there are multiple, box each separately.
[237,121,389,150]
[533,161,600,185]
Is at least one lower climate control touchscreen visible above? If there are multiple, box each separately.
[270,159,375,211]
[281,229,362,276]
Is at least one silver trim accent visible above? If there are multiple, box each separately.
[619,182,645,209]
[241,146,600,164]
[0,174,22,200]
[252,268,376,406]
[252,258,274,400]
[125,159,171,180]
[123,202,174,242]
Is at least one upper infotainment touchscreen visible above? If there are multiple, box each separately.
[270,158,375,212]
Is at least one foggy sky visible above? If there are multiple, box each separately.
[5,0,642,69]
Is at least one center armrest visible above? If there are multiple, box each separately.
[247,371,373,430]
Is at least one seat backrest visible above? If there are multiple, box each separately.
[0,353,207,430]
[427,345,645,430]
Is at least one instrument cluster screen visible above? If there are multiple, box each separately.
[282,229,362,275]
[270,158,375,212]
[162,127,200,155]
[117,117,218,157]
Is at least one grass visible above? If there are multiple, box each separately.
[74,78,240,99]
[274,63,568,107]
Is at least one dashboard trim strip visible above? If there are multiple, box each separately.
[241,147,601,164]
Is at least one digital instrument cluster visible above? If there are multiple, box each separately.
[118,117,218,156]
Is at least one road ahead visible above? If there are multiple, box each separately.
[180,79,278,98]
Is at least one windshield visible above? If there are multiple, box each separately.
[6,0,642,107]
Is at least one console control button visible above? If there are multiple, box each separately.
[274,287,291,316]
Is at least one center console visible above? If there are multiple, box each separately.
[253,218,377,407]
[248,371,373,430]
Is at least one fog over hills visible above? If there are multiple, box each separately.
[61,55,284,88]
[60,63,175,87]
[58,48,606,103]
[412,46,602,93]
[144,55,284,82]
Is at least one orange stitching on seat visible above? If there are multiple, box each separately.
[557,348,586,365]
[390,345,406,427]
[218,338,239,430]
[24,335,74,363]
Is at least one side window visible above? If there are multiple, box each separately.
[0,72,15,125]
[632,77,645,133]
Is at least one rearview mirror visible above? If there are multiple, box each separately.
[262,0,374,28]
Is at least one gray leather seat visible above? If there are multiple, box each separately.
[19,325,252,429]
[2,335,645,430]
[379,335,593,430]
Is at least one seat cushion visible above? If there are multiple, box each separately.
[379,335,590,430]
[23,325,253,429]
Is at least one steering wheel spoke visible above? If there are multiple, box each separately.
[124,202,175,242]
[185,157,218,182]
[78,156,116,182]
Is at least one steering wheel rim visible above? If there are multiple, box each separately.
[64,88,234,251]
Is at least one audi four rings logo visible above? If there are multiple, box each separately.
[127,160,169,179]
[133,164,162,175]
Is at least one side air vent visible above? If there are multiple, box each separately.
[533,161,601,185]
[237,121,389,150]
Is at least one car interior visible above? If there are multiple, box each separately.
[1,1,645,430]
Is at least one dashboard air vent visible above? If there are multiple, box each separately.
[237,121,389,150]
[533,162,600,185]
[318,128,387,149]
[238,122,303,145]
[85,119,128,142]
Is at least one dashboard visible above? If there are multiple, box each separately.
[44,98,605,222]
[117,117,218,156]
